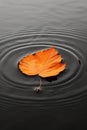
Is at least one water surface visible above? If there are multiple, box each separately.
[0,0,87,129]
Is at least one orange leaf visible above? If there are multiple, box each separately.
[18,47,66,77]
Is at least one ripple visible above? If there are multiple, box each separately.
[0,30,87,110]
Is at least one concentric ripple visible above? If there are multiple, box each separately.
[0,30,87,110]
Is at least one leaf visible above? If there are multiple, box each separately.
[18,47,66,77]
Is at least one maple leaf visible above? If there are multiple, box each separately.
[18,47,66,78]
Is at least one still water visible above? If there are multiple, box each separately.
[0,0,87,129]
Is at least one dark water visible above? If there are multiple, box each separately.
[0,0,87,129]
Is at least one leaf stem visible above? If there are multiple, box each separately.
[34,78,42,92]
